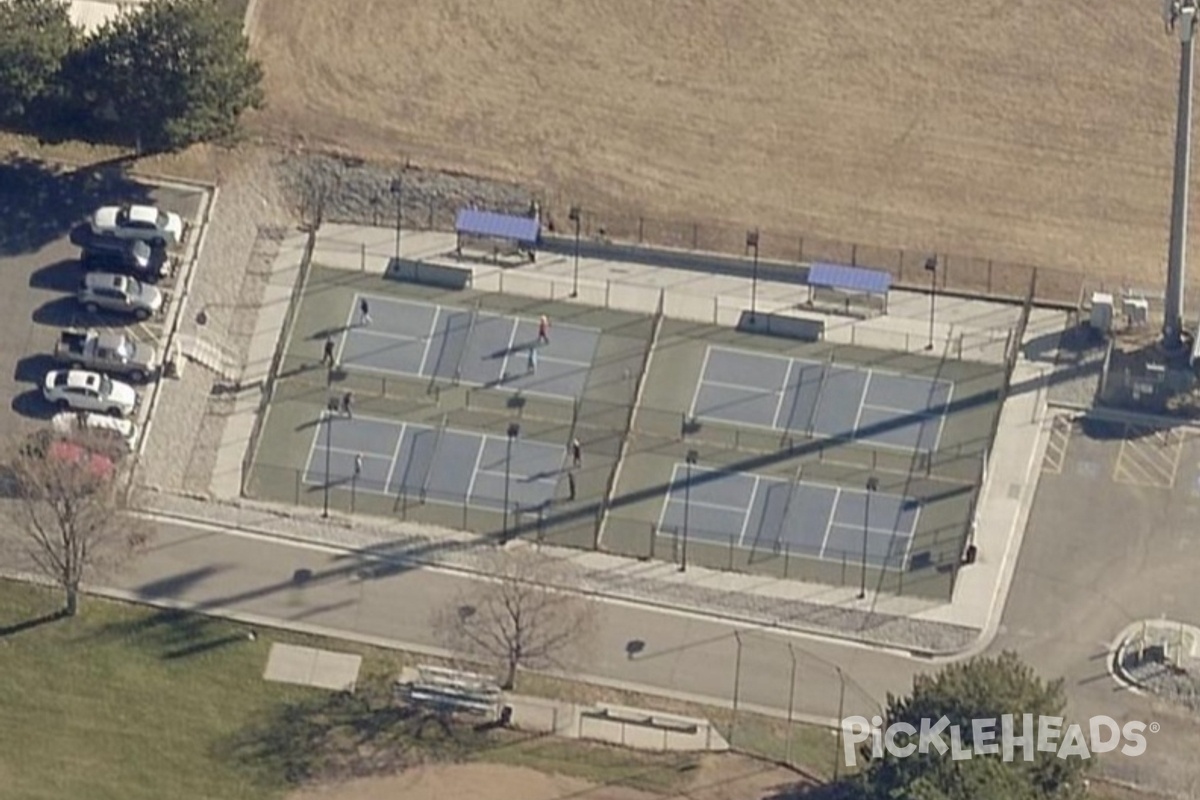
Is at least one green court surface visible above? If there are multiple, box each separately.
[246,265,1004,599]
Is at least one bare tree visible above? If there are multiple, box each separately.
[433,549,596,690]
[7,429,149,616]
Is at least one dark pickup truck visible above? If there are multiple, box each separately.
[53,328,159,382]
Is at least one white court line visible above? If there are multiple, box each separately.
[380,422,409,493]
[463,436,488,504]
[497,318,520,381]
[688,347,714,419]
[539,354,593,367]
[851,371,872,435]
[348,328,422,344]
[655,464,684,532]
[700,377,779,394]
[737,477,762,547]
[771,359,794,429]
[931,383,954,453]
[706,344,793,371]
[666,497,754,515]
[900,504,923,569]
[417,307,441,376]
[859,400,941,417]
[333,296,359,365]
[817,488,841,560]
[826,520,911,538]
[474,467,558,485]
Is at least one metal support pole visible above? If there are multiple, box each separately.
[747,229,760,322]
[504,436,513,538]
[1165,3,1198,350]
[570,206,582,298]
[730,630,744,747]
[834,667,846,780]
[681,450,697,571]
[925,256,937,351]
[322,410,332,518]
[785,644,797,763]
[860,477,878,599]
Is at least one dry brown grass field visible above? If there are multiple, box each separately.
[252,1,1184,288]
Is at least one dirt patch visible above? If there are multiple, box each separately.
[284,757,809,800]
[248,0,1186,293]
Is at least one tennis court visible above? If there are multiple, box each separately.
[303,414,567,511]
[336,294,601,400]
[690,345,953,451]
[657,463,919,568]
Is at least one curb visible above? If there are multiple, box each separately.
[134,500,977,662]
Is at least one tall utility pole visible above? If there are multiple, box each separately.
[1164,0,1199,351]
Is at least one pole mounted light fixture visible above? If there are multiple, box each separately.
[503,422,521,541]
[681,449,699,572]
[924,256,937,351]
[746,229,760,322]
[859,476,879,599]
[569,205,582,298]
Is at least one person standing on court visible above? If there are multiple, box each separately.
[538,314,550,345]
[527,345,538,374]
[571,437,581,467]
[322,336,335,367]
[358,298,372,327]
[342,390,354,419]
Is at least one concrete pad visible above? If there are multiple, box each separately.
[263,643,362,692]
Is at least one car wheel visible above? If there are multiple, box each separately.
[107,406,124,418]
[130,369,145,382]
[56,400,71,411]
[134,308,150,321]
[84,302,99,314]
[150,237,165,248]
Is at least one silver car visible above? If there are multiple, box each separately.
[77,272,163,320]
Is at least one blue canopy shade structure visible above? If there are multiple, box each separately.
[455,209,540,247]
[808,262,892,295]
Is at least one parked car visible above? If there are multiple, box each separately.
[77,272,163,320]
[90,204,183,247]
[50,411,138,454]
[54,328,159,382]
[42,369,138,417]
[81,237,167,280]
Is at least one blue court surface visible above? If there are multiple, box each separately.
[689,346,952,451]
[657,464,919,568]
[336,294,601,400]
[303,414,566,511]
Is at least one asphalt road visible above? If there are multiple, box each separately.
[111,513,921,725]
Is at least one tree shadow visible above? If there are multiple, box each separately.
[0,156,154,257]
[0,609,68,638]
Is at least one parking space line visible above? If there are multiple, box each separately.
[1042,415,1072,474]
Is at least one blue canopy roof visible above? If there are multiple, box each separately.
[455,209,540,246]
[808,262,891,295]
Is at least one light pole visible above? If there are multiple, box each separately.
[924,256,937,350]
[503,422,520,540]
[746,229,760,322]
[1164,1,1199,351]
[833,666,847,779]
[730,630,744,747]
[785,644,798,763]
[569,205,582,297]
[390,171,404,263]
[859,477,878,599]
[322,409,333,518]
[681,449,698,572]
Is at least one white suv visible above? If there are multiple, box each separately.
[43,370,138,417]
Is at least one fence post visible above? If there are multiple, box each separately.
[427,199,434,229]
[361,242,366,272]
[649,524,656,559]
[798,237,805,263]
[987,260,993,293]
[784,542,790,578]
[728,535,735,570]
[606,279,611,308]
[294,468,300,505]
[713,296,719,325]
[638,216,645,243]
[851,243,858,266]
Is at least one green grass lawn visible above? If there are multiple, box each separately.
[0,580,722,799]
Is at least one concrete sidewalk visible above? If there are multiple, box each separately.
[160,221,1067,656]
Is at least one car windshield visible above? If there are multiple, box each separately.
[126,277,142,294]
[157,211,170,228]
[99,375,113,396]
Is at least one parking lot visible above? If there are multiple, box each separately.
[0,158,207,445]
